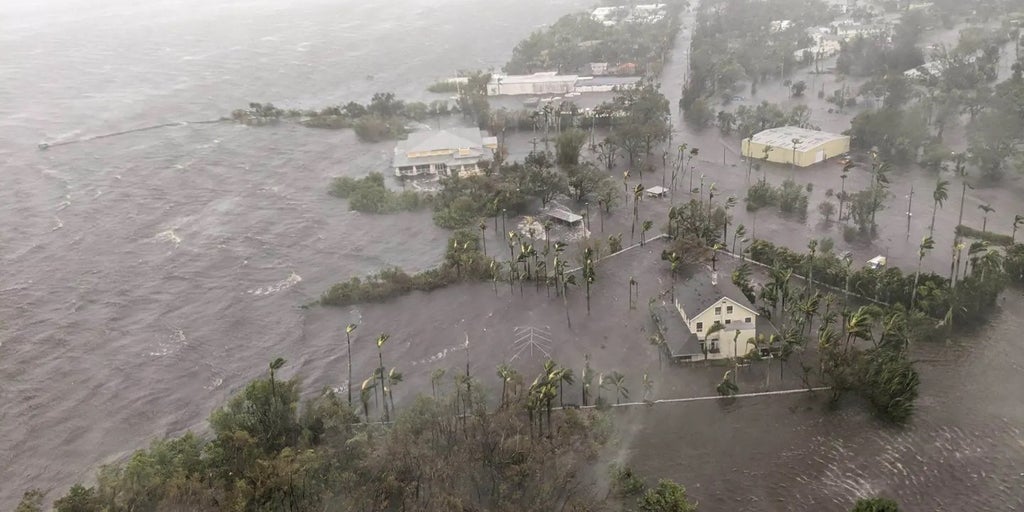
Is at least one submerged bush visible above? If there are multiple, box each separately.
[329,173,428,214]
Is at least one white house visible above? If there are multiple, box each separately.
[392,128,498,178]
[487,72,579,96]
[670,271,764,361]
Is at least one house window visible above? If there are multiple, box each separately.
[725,319,731,324]
[745,317,752,323]
[715,307,721,315]
[727,305,734,314]
[696,322,703,332]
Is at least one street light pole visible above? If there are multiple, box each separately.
[905,185,914,239]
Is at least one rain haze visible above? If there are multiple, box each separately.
[1,0,1023,510]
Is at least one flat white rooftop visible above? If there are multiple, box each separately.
[747,126,848,152]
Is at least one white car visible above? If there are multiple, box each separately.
[866,255,887,270]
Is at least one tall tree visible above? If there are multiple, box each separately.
[978,203,995,232]
[375,333,391,422]
[345,323,358,406]
[910,236,935,311]
[606,371,629,405]
[929,178,949,237]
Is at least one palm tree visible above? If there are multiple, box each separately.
[430,368,446,399]
[806,239,818,293]
[268,357,286,399]
[583,248,596,314]
[666,251,681,298]
[1013,214,1024,243]
[551,366,575,406]
[359,378,375,422]
[732,224,746,255]
[911,236,935,311]
[978,203,995,232]
[386,368,403,413]
[497,363,514,407]
[966,240,988,278]
[642,373,654,401]
[837,161,853,221]
[479,220,487,256]
[344,323,357,406]
[930,179,949,237]
[375,333,390,422]
[581,355,594,406]
[950,240,965,285]
[631,184,643,240]
[641,219,653,246]
[716,370,739,396]
[562,274,577,328]
[606,371,629,404]
[953,152,969,228]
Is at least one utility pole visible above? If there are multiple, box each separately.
[905,185,914,239]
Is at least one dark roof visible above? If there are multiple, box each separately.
[673,263,758,319]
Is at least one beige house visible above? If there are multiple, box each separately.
[741,126,850,168]
[669,271,763,361]
[392,128,497,178]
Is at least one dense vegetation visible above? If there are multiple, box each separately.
[320,230,493,307]
[329,173,427,213]
[230,92,457,142]
[745,238,1006,329]
[504,2,684,76]
[681,0,835,125]
[22,359,699,512]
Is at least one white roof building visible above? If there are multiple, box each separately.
[487,72,579,96]
[393,128,497,178]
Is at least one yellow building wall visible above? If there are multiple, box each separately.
[741,136,850,167]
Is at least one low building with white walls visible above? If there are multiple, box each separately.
[392,128,497,178]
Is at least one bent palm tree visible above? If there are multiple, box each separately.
[607,371,629,404]
[268,357,286,398]
[375,333,390,422]
[360,378,375,422]
[911,236,935,311]
[978,204,995,232]
[930,179,949,237]
[385,368,403,413]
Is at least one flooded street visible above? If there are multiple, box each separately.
[1,0,1023,509]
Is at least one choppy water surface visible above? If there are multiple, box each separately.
[0,0,588,503]
[0,0,1022,509]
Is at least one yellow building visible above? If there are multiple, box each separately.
[741,126,850,167]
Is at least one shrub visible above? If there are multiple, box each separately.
[745,181,776,211]
[955,224,1013,246]
[329,173,427,214]
[352,115,406,142]
[609,464,646,497]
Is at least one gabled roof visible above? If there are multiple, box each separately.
[675,267,758,319]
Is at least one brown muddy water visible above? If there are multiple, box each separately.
[1,0,1022,510]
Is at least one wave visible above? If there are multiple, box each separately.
[155,229,181,247]
[247,272,302,296]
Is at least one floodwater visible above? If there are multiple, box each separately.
[0,0,589,504]
[1,0,1023,510]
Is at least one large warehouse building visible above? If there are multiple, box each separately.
[741,126,850,167]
